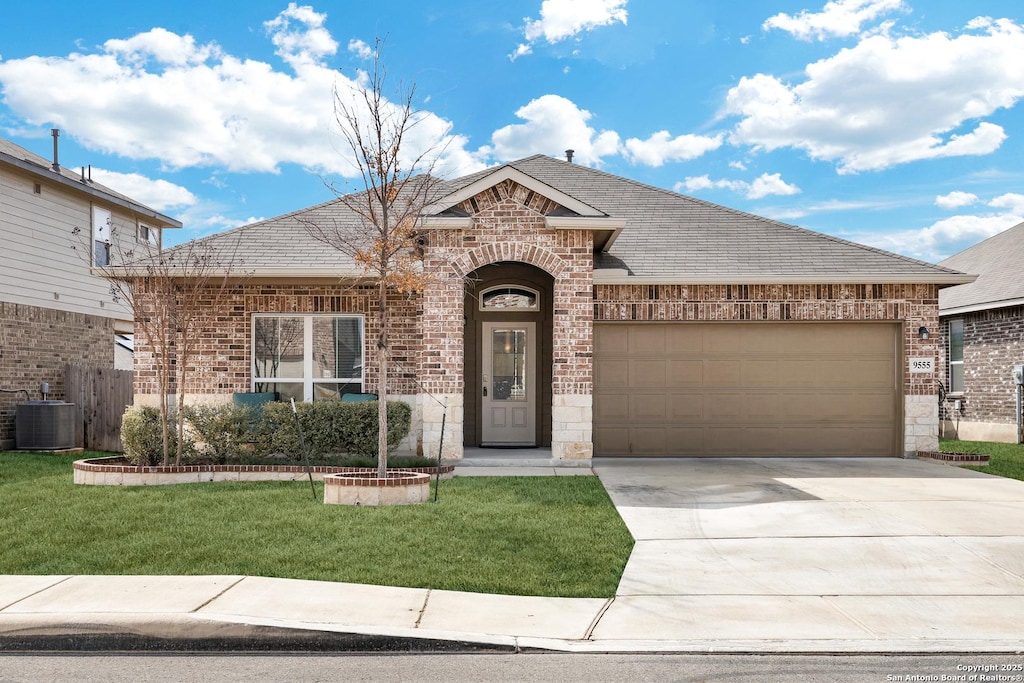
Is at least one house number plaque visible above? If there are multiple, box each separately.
[909,358,934,373]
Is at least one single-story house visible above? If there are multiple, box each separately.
[938,221,1024,443]
[131,155,972,460]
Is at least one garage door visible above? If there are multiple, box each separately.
[593,323,900,457]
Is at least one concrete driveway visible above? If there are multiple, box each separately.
[592,457,1024,649]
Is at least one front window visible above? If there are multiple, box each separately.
[948,319,964,393]
[253,314,364,401]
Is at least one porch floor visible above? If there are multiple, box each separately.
[453,447,592,469]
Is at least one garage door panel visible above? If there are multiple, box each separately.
[633,360,668,387]
[666,326,704,354]
[629,427,668,454]
[594,322,900,457]
[595,359,629,387]
[593,426,631,454]
[633,393,668,420]
[821,359,894,387]
[670,393,704,419]
[594,393,629,420]
[707,393,742,419]
[631,326,667,354]
[744,393,782,419]
[595,325,630,355]
[707,360,741,386]
[742,360,779,386]
[670,360,703,385]
[704,327,742,353]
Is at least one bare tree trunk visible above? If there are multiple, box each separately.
[377,282,388,479]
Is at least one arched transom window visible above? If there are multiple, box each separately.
[479,285,540,311]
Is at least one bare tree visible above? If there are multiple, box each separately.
[303,39,447,478]
[76,222,248,465]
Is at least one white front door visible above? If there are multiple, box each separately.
[482,321,536,446]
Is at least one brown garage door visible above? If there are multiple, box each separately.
[593,322,900,457]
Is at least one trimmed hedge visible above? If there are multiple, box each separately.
[132,400,413,465]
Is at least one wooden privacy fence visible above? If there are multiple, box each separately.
[65,365,133,452]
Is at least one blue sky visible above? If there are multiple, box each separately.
[2,0,1023,262]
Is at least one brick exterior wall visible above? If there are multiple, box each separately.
[595,283,941,455]
[133,284,421,398]
[939,305,1024,440]
[420,179,595,458]
[129,178,944,458]
[0,301,113,448]
[594,283,939,397]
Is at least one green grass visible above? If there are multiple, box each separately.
[940,438,1024,481]
[0,452,633,598]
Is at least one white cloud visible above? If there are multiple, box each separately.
[678,172,800,199]
[748,172,801,199]
[729,160,748,171]
[264,2,338,67]
[861,213,1021,262]
[623,131,723,166]
[763,0,906,41]
[724,18,1024,173]
[89,168,198,211]
[347,39,374,59]
[935,191,979,210]
[0,5,488,179]
[989,192,1024,215]
[512,0,628,60]
[490,94,621,164]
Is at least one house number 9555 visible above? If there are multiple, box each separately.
[909,358,934,373]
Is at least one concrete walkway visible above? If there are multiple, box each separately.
[2,457,1024,652]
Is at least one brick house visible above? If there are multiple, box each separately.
[132,155,971,460]
[937,221,1024,443]
[0,135,180,449]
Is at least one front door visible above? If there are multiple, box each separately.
[481,321,536,446]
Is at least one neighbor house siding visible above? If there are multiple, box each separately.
[0,163,135,322]
[0,301,112,448]
[938,306,1024,441]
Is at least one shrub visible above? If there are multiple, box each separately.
[250,400,412,460]
[184,404,255,464]
[120,405,191,465]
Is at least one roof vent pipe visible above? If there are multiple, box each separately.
[565,149,574,163]
[50,128,61,173]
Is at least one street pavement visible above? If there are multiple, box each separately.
[2,456,1023,652]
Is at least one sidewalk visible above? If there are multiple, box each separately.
[2,457,1024,653]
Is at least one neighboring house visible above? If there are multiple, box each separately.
[131,155,970,460]
[0,134,181,449]
[938,222,1024,443]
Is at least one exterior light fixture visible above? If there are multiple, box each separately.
[918,326,929,340]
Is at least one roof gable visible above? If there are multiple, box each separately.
[939,221,1024,314]
[423,165,605,218]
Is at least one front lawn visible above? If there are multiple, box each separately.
[940,439,1024,482]
[0,452,633,598]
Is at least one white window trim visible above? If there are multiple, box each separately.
[138,223,160,247]
[92,205,112,267]
[252,313,365,401]
[948,318,964,394]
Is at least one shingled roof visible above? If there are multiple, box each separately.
[188,154,970,284]
[938,221,1024,314]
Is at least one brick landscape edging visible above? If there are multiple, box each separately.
[73,456,454,486]
[917,451,990,466]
